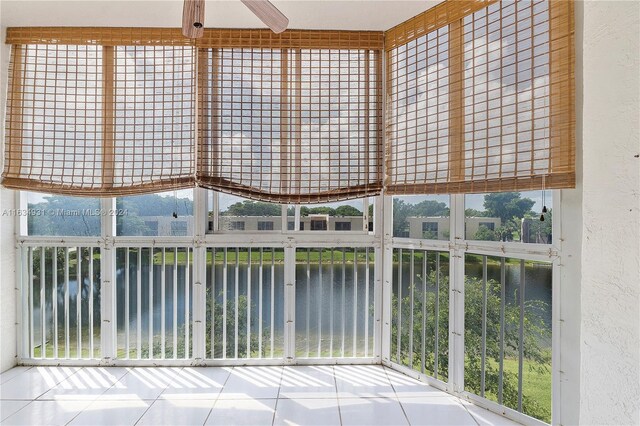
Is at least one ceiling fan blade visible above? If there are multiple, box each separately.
[241,0,289,34]
[182,0,205,39]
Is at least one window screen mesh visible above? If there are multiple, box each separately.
[3,45,104,193]
[3,30,383,201]
[199,48,382,203]
[113,46,195,191]
[385,0,574,194]
[2,44,196,195]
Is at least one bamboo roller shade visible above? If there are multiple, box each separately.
[2,0,575,200]
[5,27,384,50]
[2,28,382,201]
[197,48,382,204]
[385,0,575,195]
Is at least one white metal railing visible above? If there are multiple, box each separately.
[295,247,376,359]
[20,245,101,360]
[115,247,193,360]
[462,252,553,424]
[390,248,449,381]
[15,190,560,425]
[205,247,285,360]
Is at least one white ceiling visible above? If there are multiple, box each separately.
[0,0,443,31]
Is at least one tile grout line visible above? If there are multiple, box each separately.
[0,366,34,387]
[271,365,284,426]
[333,366,345,426]
[457,397,482,426]
[64,366,134,426]
[382,366,412,426]
[133,366,185,426]
[201,366,234,426]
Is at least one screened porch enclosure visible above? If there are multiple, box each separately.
[4,1,574,424]
[15,188,557,425]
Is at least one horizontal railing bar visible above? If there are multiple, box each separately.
[459,392,550,426]
[17,357,378,367]
[384,360,449,394]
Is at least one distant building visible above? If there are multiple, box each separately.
[138,216,194,237]
[214,215,370,232]
[405,216,501,240]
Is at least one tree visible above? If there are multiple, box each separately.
[483,192,535,224]
[335,205,362,217]
[392,198,413,237]
[392,198,449,237]
[465,208,486,217]
[222,200,281,217]
[474,224,498,241]
[413,200,449,217]
[392,267,551,423]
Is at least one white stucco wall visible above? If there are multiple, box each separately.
[580,1,640,424]
[0,24,17,373]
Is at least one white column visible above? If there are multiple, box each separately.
[449,194,465,394]
[100,197,116,363]
[192,187,207,363]
[579,1,640,424]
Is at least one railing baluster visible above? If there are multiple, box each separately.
[329,248,334,357]
[258,248,263,358]
[149,248,154,359]
[125,247,130,359]
[317,248,323,358]
[28,248,33,358]
[137,248,142,359]
[481,255,488,397]
[247,248,251,358]
[270,248,275,358]
[364,247,370,358]
[161,248,166,359]
[173,247,178,359]
[89,247,94,359]
[210,247,216,359]
[434,253,440,379]
[518,258,526,412]
[222,247,228,359]
[341,248,346,358]
[185,248,190,359]
[498,257,506,404]
[234,247,239,359]
[353,248,358,357]
[52,248,58,358]
[40,246,45,358]
[421,250,427,374]
[408,249,414,367]
[64,248,69,359]
[396,248,402,364]
[306,248,311,358]
[77,247,82,358]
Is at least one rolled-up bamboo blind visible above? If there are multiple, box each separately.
[2,43,196,195]
[198,47,382,203]
[2,28,382,200]
[385,0,575,194]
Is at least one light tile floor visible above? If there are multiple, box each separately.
[0,365,521,426]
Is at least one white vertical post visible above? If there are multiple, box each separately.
[284,246,296,361]
[16,192,27,360]
[100,197,116,363]
[381,194,393,363]
[192,187,207,363]
[136,248,142,359]
[551,189,562,425]
[449,193,466,394]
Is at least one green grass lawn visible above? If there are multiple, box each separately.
[149,248,374,266]
[480,356,552,423]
